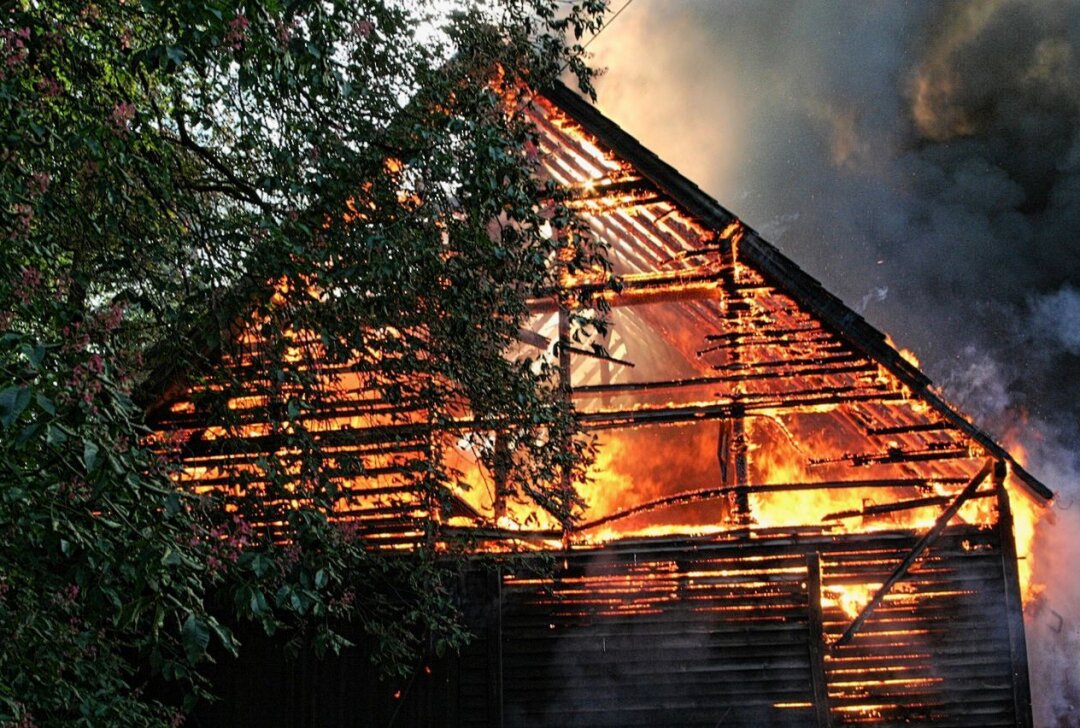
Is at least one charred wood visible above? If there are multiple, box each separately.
[832,459,994,648]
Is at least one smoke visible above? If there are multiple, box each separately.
[589,2,1080,725]
[1032,285,1080,356]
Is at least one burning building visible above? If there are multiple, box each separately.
[151,81,1052,727]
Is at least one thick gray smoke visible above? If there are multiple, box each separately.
[590,2,1080,725]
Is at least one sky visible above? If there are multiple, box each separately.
[586,2,1080,725]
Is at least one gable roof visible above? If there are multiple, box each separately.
[149,78,1054,549]
[541,80,1052,502]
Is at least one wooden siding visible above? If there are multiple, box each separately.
[192,524,1031,727]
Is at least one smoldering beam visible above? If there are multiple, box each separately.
[576,477,968,532]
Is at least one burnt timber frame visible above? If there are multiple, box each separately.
[154,80,1050,728]
[542,80,1052,502]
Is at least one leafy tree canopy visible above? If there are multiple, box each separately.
[0,0,607,724]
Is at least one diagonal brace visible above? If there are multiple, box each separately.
[832,458,997,649]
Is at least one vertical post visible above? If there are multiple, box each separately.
[485,566,504,728]
[492,432,510,522]
[717,406,751,524]
[425,427,438,550]
[806,553,833,728]
[558,303,573,545]
[720,244,752,526]
[496,566,504,728]
[995,462,1034,728]
[731,403,750,524]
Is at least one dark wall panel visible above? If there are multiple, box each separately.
[190,526,1031,728]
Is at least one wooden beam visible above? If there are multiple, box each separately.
[560,343,635,368]
[996,465,1034,728]
[806,553,833,728]
[575,477,966,532]
[515,328,550,349]
[822,490,995,522]
[576,390,908,432]
[526,269,727,311]
[558,304,572,543]
[864,421,954,437]
[832,458,994,648]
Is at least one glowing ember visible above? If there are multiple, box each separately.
[823,582,882,620]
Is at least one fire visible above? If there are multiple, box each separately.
[150,83,1045,577]
[823,582,881,620]
[884,333,921,369]
[1001,436,1043,603]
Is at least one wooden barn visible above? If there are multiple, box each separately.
[151,82,1051,727]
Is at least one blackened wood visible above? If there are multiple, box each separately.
[822,490,995,522]
[558,304,572,542]
[488,567,504,728]
[514,328,550,349]
[529,268,727,311]
[577,390,907,431]
[576,478,963,532]
[709,362,876,384]
[703,325,824,342]
[996,467,1034,728]
[805,553,833,728]
[809,446,970,467]
[865,421,954,436]
[833,459,994,648]
[561,343,635,368]
[711,352,862,372]
[492,432,510,522]
[572,374,866,397]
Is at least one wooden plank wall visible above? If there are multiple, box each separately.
[497,526,1024,728]
[189,525,1030,728]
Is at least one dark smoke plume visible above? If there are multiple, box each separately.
[590,2,1080,725]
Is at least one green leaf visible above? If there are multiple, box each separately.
[251,553,272,578]
[208,619,238,657]
[182,615,210,661]
[164,492,181,516]
[162,548,182,566]
[250,589,269,617]
[14,422,42,447]
[21,342,45,368]
[314,568,328,589]
[166,45,186,66]
[107,451,127,475]
[0,386,31,428]
[83,439,100,472]
[35,392,55,415]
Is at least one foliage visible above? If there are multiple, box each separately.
[0,0,607,725]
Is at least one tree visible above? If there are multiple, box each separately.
[0,1,607,724]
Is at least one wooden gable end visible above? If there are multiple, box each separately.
[150,84,1050,551]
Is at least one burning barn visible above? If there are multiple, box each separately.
[151,82,1051,727]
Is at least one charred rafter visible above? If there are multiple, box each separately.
[577,477,970,531]
[809,446,972,468]
[822,490,995,522]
